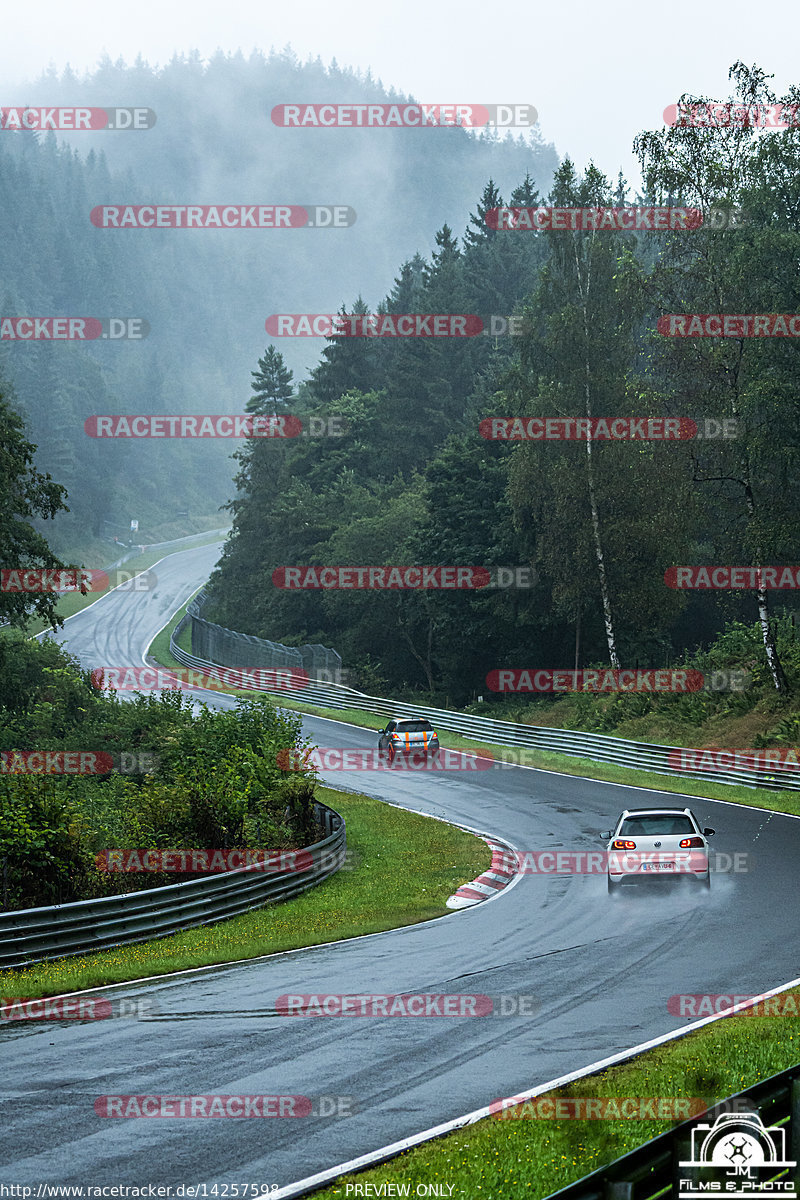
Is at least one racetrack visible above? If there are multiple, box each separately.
[3,541,799,1191]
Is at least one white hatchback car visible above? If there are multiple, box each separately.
[602,807,715,892]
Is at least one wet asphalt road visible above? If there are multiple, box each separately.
[3,542,799,1191]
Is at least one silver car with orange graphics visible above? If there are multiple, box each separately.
[378,718,440,764]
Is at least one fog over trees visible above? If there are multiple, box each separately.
[3,56,799,704]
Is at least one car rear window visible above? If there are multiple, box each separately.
[395,721,434,732]
[620,815,695,836]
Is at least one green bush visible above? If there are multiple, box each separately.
[459,616,800,735]
[0,775,97,908]
[0,641,322,909]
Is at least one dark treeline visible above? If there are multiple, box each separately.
[206,64,800,703]
[0,130,238,548]
[1,51,556,553]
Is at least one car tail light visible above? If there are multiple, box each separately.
[613,839,636,849]
[680,837,705,848]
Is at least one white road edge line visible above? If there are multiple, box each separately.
[18,825,523,1002]
[267,972,800,1199]
[29,570,791,1001]
[25,555,800,1196]
[33,539,226,638]
[297,710,800,821]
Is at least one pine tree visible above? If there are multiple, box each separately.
[464,179,504,247]
[509,172,540,207]
[247,347,294,414]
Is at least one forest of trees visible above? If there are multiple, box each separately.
[3,56,799,707]
[1,50,555,554]
[204,63,800,703]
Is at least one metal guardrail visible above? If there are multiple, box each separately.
[544,1063,800,1198]
[0,802,345,969]
[168,614,799,795]
[183,591,342,681]
[107,527,231,561]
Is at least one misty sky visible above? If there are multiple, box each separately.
[3,0,799,190]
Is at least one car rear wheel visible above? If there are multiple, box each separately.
[607,876,621,895]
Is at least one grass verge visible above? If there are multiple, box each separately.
[313,996,800,1199]
[146,586,201,664]
[0,785,489,1000]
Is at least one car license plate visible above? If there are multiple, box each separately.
[642,862,675,871]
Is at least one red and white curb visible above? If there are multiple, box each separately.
[446,837,518,908]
